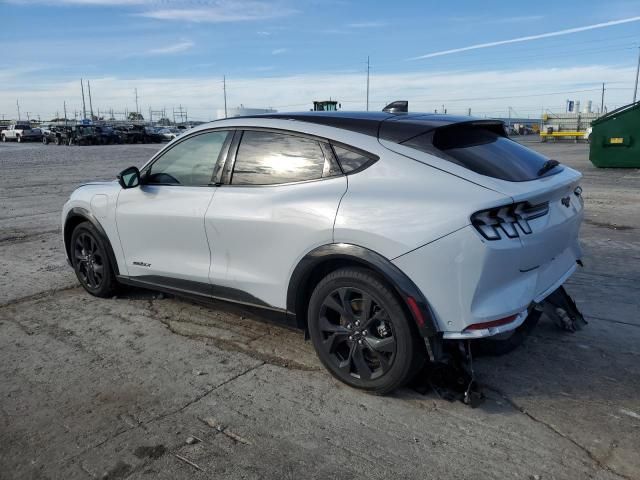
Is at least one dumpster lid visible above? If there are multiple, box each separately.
[592,100,640,126]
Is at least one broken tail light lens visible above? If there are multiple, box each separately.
[471,201,549,240]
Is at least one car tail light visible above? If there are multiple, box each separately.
[464,314,518,331]
[471,201,549,240]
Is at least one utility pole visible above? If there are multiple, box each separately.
[634,47,640,103]
[508,106,512,127]
[223,76,228,118]
[366,56,370,111]
[81,79,87,119]
[63,101,68,125]
[16,99,21,120]
[601,83,605,114]
[134,88,139,115]
[468,107,471,116]
[87,80,94,119]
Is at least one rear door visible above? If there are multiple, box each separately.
[116,130,231,286]
[205,129,347,309]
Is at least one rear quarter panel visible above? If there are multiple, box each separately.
[334,151,509,259]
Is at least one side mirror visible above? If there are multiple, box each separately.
[117,166,140,189]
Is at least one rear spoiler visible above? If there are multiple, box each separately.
[382,100,408,113]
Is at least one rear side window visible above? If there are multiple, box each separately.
[232,131,327,185]
[405,125,562,182]
[332,145,374,173]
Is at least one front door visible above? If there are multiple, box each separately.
[116,130,231,287]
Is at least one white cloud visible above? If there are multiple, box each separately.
[2,65,634,121]
[271,48,288,55]
[147,41,194,55]
[137,1,296,23]
[410,16,640,60]
[346,21,386,28]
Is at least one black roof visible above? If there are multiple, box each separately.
[247,111,502,143]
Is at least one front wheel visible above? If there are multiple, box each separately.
[16,135,22,143]
[1,135,5,142]
[70,222,117,298]
[308,268,423,394]
[43,136,49,145]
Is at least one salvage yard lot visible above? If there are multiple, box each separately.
[1,139,639,479]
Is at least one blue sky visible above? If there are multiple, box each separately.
[2,0,640,120]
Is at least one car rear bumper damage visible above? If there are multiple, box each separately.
[393,223,583,339]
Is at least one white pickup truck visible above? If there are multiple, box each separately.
[1,123,43,143]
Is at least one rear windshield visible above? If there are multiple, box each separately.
[17,125,31,130]
[404,124,562,182]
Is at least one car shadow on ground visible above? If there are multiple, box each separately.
[113,288,639,420]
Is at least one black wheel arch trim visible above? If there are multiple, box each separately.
[64,207,120,276]
[287,243,439,337]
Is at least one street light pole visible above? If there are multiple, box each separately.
[634,47,640,103]
[366,56,370,111]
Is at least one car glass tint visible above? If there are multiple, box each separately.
[406,125,562,182]
[332,145,371,173]
[232,131,326,185]
[147,131,229,186]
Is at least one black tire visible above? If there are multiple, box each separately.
[1,135,5,142]
[308,267,423,394]
[70,222,117,298]
[43,136,49,145]
[68,138,73,146]
[16,135,22,143]
[55,136,61,145]
[470,309,541,357]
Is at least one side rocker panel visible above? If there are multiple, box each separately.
[286,243,439,337]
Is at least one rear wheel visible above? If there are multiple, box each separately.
[70,222,117,298]
[55,136,61,145]
[43,136,49,145]
[16,135,22,143]
[1,135,5,142]
[308,268,423,394]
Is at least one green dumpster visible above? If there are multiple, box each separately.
[589,101,640,168]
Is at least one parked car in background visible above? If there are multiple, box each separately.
[157,127,182,141]
[67,125,97,146]
[94,126,123,145]
[1,123,43,143]
[42,126,68,145]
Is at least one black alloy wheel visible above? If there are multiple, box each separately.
[70,222,116,297]
[308,268,423,394]
[318,286,397,381]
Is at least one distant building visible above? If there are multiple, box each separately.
[217,106,277,119]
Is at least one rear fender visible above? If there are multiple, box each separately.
[287,243,438,337]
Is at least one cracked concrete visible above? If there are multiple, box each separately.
[1,140,639,479]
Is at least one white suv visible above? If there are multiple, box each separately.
[62,112,584,393]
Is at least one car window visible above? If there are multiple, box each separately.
[231,131,328,185]
[331,145,373,173]
[145,131,229,186]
